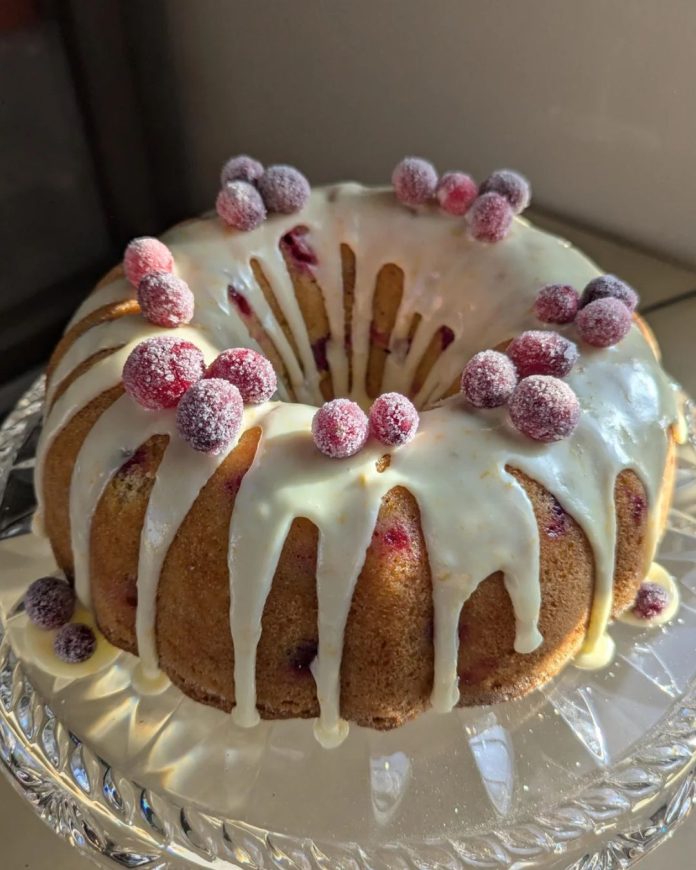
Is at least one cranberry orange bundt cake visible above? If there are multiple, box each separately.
[34,157,680,747]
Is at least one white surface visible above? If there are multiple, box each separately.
[0,214,694,867]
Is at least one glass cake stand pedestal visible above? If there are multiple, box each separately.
[1,378,696,870]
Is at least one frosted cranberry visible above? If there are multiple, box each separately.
[580,274,638,312]
[436,171,478,216]
[576,297,632,347]
[216,180,266,230]
[312,399,368,458]
[461,350,518,408]
[176,379,244,454]
[280,226,317,273]
[137,272,194,327]
[369,393,419,446]
[479,169,531,214]
[534,284,580,324]
[123,337,205,410]
[508,375,581,442]
[632,582,670,620]
[123,237,174,287]
[258,165,310,214]
[220,154,264,185]
[507,330,578,378]
[54,623,96,663]
[468,192,513,243]
[25,577,75,630]
[205,348,277,404]
[391,157,438,206]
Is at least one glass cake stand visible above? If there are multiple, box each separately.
[2,378,696,870]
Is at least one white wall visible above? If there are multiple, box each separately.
[162,0,696,266]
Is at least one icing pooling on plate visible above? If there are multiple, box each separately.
[34,185,680,747]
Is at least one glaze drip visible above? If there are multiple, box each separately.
[34,185,679,747]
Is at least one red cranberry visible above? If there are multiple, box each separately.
[461,350,518,408]
[576,297,632,347]
[479,169,531,213]
[391,157,438,206]
[507,330,578,378]
[580,274,638,312]
[468,192,513,243]
[258,165,310,214]
[228,286,253,318]
[312,399,368,458]
[122,337,205,410]
[369,393,419,447]
[436,171,478,215]
[206,348,277,404]
[137,272,194,327]
[440,325,455,350]
[534,284,580,324]
[216,180,266,230]
[508,375,581,442]
[176,379,244,454]
[25,577,75,630]
[546,497,569,539]
[632,582,670,620]
[123,237,174,288]
[54,623,96,663]
[220,154,264,185]
[280,226,317,274]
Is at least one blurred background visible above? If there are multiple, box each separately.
[2,0,696,416]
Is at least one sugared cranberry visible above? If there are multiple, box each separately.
[24,577,75,630]
[258,165,310,214]
[534,284,580,324]
[123,237,174,288]
[122,337,205,410]
[280,226,317,273]
[176,379,244,454]
[54,623,96,663]
[479,169,531,214]
[507,330,578,378]
[508,375,581,442]
[228,286,253,318]
[205,348,277,404]
[220,154,264,186]
[369,393,419,447]
[216,180,266,230]
[632,582,670,620]
[580,274,638,312]
[546,498,569,539]
[576,297,632,347]
[461,350,518,408]
[436,171,478,216]
[137,272,194,327]
[391,157,438,206]
[312,398,368,458]
[289,640,318,673]
[468,192,513,243]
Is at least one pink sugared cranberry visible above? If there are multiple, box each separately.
[176,378,244,454]
[461,350,518,408]
[576,297,632,347]
[479,169,531,214]
[205,348,277,404]
[468,192,514,243]
[123,237,174,288]
[508,375,581,442]
[507,330,578,378]
[369,392,419,446]
[220,154,264,185]
[580,274,638,312]
[216,180,266,230]
[312,398,368,458]
[258,165,310,214]
[122,337,205,410]
[137,272,194,327]
[534,284,580,324]
[436,171,478,216]
[25,577,75,629]
[54,623,96,664]
[632,582,670,620]
[391,157,438,206]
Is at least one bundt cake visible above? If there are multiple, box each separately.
[33,158,680,747]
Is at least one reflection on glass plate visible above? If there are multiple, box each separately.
[1,378,696,868]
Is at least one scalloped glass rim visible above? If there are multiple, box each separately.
[0,376,695,869]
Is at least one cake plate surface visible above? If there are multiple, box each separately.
[1,378,696,869]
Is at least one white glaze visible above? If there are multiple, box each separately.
[34,185,680,747]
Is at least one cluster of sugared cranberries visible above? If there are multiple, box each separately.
[533,273,637,348]
[24,577,75,630]
[176,379,244,454]
[54,623,96,664]
[312,399,369,458]
[390,158,530,244]
[369,393,420,446]
[216,154,310,230]
[124,237,174,287]
[137,272,194,328]
[205,348,277,403]
[507,330,578,378]
[122,337,206,410]
[508,375,580,442]
[461,350,518,408]
[632,581,670,620]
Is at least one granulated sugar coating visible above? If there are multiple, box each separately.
[461,350,518,408]
[436,171,478,216]
[220,154,264,186]
[137,272,195,327]
[206,348,277,404]
[576,297,633,347]
[467,192,513,242]
[534,283,580,324]
[122,337,205,410]
[258,165,311,214]
[176,379,244,454]
[123,237,174,287]
[479,169,531,214]
[507,330,578,378]
[312,398,369,458]
[369,392,420,446]
[509,375,580,442]
[392,157,438,206]
[25,577,75,630]
[54,623,96,664]
[580,274,639,312]
[216,181,267,230]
